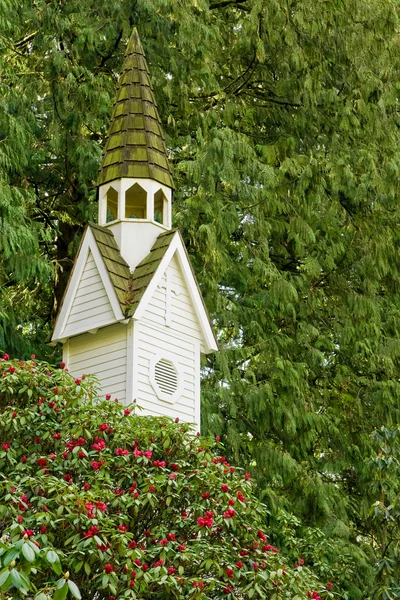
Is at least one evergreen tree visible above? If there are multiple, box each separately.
[1,1,400,596]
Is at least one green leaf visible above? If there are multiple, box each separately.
[46,550,59,564]
[0,570,10,588]
[67,580,82,599]
[10,568,23,589]
[22,543,35,562]
[4,548,19,566]
[53,581,68,600]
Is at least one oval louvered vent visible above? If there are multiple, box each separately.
[154,359,178,395]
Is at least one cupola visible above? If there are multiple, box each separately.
[97,28,174,268]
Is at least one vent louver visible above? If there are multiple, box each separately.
[154,359,178,395]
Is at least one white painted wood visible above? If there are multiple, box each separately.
[133,232,218,353]
[52,227,125,342]
[67,323,128,403]
[63,251,115,338]
[132,319,198,425]
[126,320,135,405]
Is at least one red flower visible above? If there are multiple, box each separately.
[201,492,210,499]
[221,484,229,492]
[74,378,81,385]
[168,567,176,575]
[99,423,108,431]
[22,529,34,538]
[193,581,205,589]
[167,532,176,541]
[124,409,131,416]
[327,583,333,590]
[244,473,251,480]
[237,491,245,503]
[149,485,155,493]
[178,544,186,551]
[223,586,232,594]
[115,448,129,456]
[49,401,55,408]
[236,561,243,568]
[9,366,15,374]
[223,508,236,519]
[104,563,113,573]
[215,435,221,442]
[17,515,23,523]
[169,473,177,479]
[105,394,111,400]
[2,442,11,451]
[11,411,17,418]
[83,483,90,491]
[63,474,72,483]
[21,456,27,464]
[60,361,66,368]
[257,529,267,542]
[118,525,127,532]
[40,525,47,533]
[37,458,47,467]
[159,538,168,546]
[197,515,214,528]
[53,433,61,440]
[128,541,137,549]
[226,568,234,579]
[3,353,9,360]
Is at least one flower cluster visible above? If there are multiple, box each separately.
[0,356,328,599]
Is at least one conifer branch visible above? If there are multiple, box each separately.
[209,0,250,11]
[14,31,37,48]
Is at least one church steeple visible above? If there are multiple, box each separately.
[97,28,173,268]
[98,28,173,189]
[52,27,218,427]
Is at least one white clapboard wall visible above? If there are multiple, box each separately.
[63,250,115,338]
[132,253,201,424]
[66,323,128,403]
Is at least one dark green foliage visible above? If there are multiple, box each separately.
[2,1,400,597]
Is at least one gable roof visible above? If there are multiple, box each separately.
[127,229,219,354]
[98,28,174,189]
[52,225,218,353]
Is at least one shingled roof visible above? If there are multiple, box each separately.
[125,229,177,316]
[89,223,132,311]
[98,28,174,189]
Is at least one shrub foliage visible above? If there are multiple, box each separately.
[0,356,329,599]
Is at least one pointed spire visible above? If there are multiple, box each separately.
[98,28,174,189]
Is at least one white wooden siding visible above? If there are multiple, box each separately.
[142,254,205,351]
[133,253,203,425]
[63,251,116,338]
[68,323,128,403]
[134,321,198,424]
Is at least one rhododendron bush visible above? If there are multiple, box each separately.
[0,356,328,599]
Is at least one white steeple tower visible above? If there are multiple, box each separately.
[51,29,218,428]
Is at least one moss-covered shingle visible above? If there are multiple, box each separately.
[98,28,174,189]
